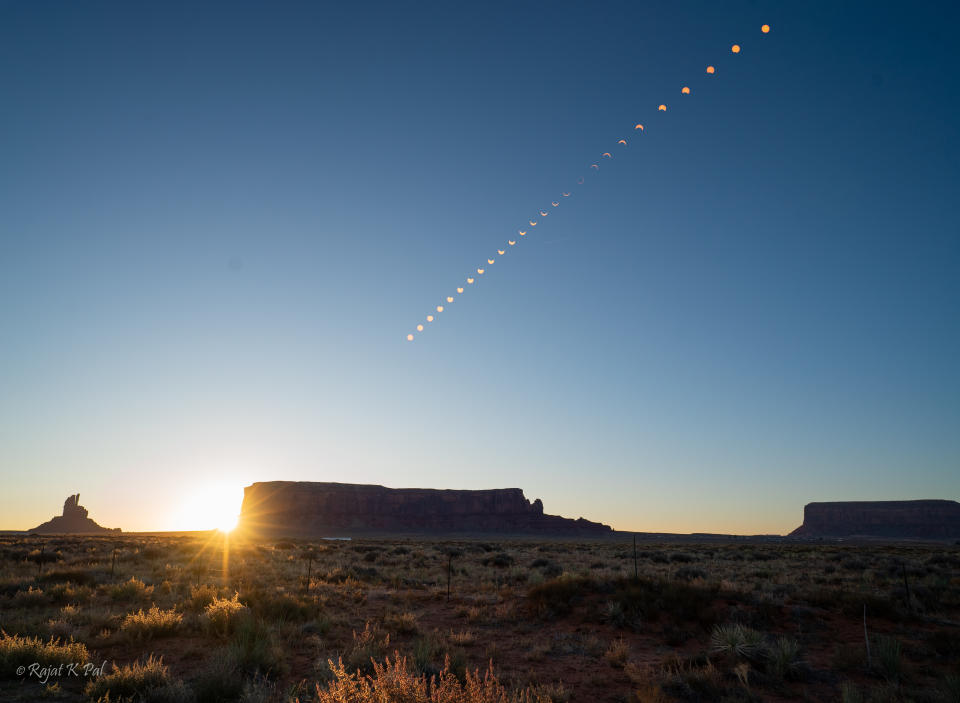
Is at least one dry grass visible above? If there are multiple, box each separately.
[314,653,555,703]
[0,534,958,701]
[120,606,183,640]
[0,631,88,675]
[202,592,248,636]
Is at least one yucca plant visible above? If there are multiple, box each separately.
[710,623,767,662]
[768,636,806,680]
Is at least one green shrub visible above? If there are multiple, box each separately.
[527,576,595,618]
[224,617,283,677]
[482,552,514,568]
[614,577,719,628]
[190,649,244,702]
[246,591,316,623]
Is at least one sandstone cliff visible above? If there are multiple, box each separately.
[789,500,960,539]
[30,494,120,534]
[237,482,612,537]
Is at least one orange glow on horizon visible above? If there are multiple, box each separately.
[658,104,666,111]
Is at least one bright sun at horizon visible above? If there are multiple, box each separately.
[167,483,244,533]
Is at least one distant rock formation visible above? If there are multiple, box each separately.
[237,481,613,537]
[790,500,960,539]
[30,494,120,534]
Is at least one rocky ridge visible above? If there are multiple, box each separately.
[237,481,612,536]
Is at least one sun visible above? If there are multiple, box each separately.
[217,512,239,533]
[169,482,244,533]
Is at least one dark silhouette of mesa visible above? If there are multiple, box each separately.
[237,481,612,537]
[790,499,960,539]
[29,494,120,534]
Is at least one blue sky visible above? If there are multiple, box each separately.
[1,1,958,532]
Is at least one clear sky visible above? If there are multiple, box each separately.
[1,1,958,534]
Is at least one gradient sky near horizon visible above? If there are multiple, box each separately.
[1,1,958,534]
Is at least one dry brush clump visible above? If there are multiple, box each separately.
[120,606,183,641]
[84,654,179,702]
[0,631,89,675]
[202,593,249,636]
[109,577,154,602]
[314,652,557,703]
